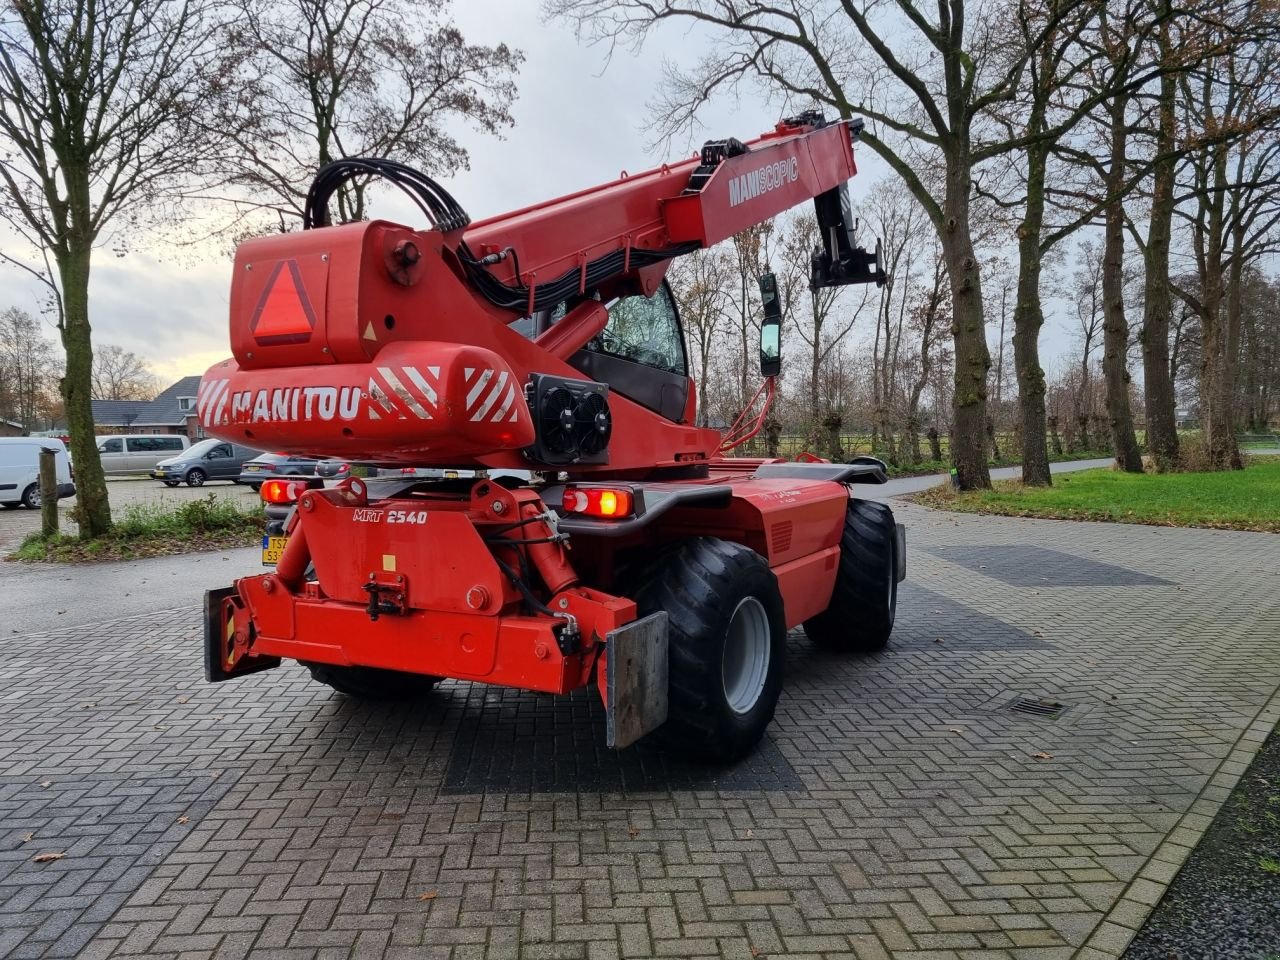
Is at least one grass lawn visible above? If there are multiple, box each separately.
[914,456,1280,533]
[8,494,266,562]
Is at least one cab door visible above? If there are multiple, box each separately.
[569,281,691,423]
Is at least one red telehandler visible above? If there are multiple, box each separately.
[200,112,904,761]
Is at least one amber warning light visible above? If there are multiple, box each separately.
[261,478,305,505]
[563,486,633,519]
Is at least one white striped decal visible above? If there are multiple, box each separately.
[492,382,518,423]
[465,368,493,410]
[402,365,440,406]
[367,375,398,419]
[377,366,430,420]
[202,379,229,426]
[472,371,508,422]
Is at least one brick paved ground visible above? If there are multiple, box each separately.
[2,503,1278,959]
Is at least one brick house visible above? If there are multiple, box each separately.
[90,376,204,440]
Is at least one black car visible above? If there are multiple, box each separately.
[315,459,352,479]
[238,453,320,490]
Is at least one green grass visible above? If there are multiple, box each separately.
[914,456,1280,533]
[1258,856,1280,875]
[8,494,266,562]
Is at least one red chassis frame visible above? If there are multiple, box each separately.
[202,117,875,737]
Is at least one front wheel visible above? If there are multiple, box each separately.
[304,663,441,701]
[803,499,899,653]
[163,480,180,488]
[21,483,40,509]
[636,538,785,762]
[185,469,206,487]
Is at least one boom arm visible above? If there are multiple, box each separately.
[197,114,882,474]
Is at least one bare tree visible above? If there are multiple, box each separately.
[1172,6,1280,470]
[91,344,159,401]
[667,247,733,426]
[546,0,1102,488]
[728,222,773,413]
[218,0,523,229]
[0,0,226,535]
[0,307,59,429]
[1070,241,1106,449]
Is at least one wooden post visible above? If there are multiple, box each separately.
[39,447,59,538]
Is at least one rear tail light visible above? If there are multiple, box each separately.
[261,478,304,504]
[563,486,633,519]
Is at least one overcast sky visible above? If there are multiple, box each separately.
[1,1,1084,387]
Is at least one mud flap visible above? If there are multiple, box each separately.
[604,612,669,749]
[204,586,280,682]
[894,523,907,583]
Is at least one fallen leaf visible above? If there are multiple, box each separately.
[21,832,33,843]
[949,728,963,734]
[751,948,762,958]
[39,781,51,788]
[176,815,190,825]
[627,825,639,839]
[1032,752,1054,761]
[176,697,189,704]
[745,828,754,839]
[934,637,945,644]
[32,851,64,863]
[417,891,438,901]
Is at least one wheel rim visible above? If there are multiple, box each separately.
[721,596,771,715]
[189,471,204,486]
[27,488,41,507]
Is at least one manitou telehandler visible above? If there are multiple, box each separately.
[200,112,905,761]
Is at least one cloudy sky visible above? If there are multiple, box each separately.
[2,1,1080,387]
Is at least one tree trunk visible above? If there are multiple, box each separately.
[58,245,113,537]
[1101,96,1144,473]
[1012,96,1052,485]
[1140,15,1180,472]
[927,427,942,462]
[1048,416,1064,457]
[941,160,992,489]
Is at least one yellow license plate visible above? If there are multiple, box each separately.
[261,535,288,565]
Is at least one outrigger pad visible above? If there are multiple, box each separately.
[605,612,669,749]
[204,586,280,683]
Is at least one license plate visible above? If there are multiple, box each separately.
[261,535,288,565]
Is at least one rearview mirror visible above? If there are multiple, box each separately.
[758,272,782,377]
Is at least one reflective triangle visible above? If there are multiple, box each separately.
[363,320,377,341]
[251,260,317,346]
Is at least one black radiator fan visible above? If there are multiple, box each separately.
[526,373,611,465]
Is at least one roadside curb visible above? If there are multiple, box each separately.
[1070,683,1280,959]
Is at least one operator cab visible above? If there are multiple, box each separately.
[516,281,693,424]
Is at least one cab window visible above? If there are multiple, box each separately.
[99,438,123,454]
[595,287,686,376]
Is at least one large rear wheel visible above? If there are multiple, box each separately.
[635,538,785,762]
[803,499,898,653]
[304,663,442,701]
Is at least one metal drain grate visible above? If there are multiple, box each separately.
[1008,696,1067,719]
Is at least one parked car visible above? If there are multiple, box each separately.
[97,434,189,475]
[0,437,75,509]
[315,459,351,479]
[152,439,263,487]
[238,453,320,490]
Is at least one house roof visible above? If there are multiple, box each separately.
[91,375,202,427]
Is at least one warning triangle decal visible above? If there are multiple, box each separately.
[251,259,317,346]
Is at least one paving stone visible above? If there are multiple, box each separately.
[0,506,1276,957]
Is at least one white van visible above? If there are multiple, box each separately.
[96,434,189,475]
[0,438,75,509]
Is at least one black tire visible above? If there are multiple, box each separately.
[186,468,206,487]
[163,480,180,488]
[20,483,40,509]
[248,482,261,492]
[304,663,441,701]
[635,537,786,762]
[803,499,898,653]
